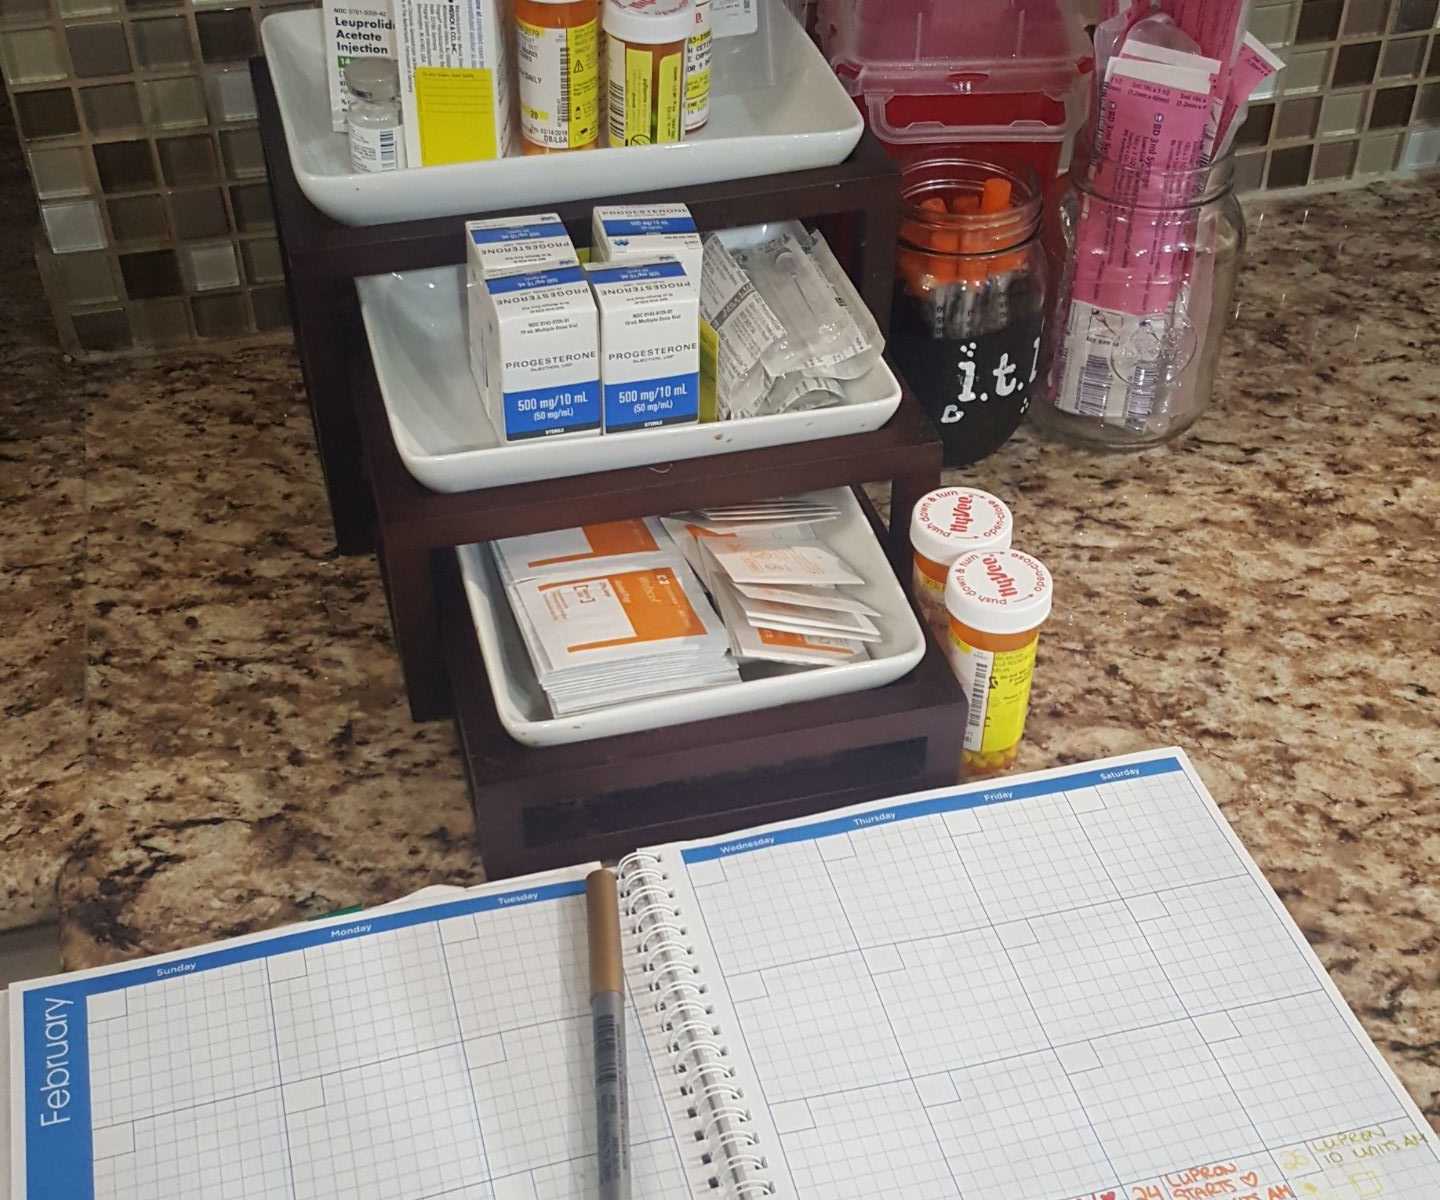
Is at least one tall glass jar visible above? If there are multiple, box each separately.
[1033,150,1245,449]
[890,159,1050,467]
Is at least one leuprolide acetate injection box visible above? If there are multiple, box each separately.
[323,0,395,133]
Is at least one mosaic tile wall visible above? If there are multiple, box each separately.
[0,0,306,352]
[1235,0,1440,187]
[2,0,1438,353]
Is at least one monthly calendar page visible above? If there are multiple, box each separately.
[663,748,1440,1200]
[8,869,690,1200]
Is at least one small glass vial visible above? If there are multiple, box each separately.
[516,0,601,154]
[345,57,405,174]
[603,0,691,147]
[684,0,711,134]
[945,549,1052,779]
[910,487,1013,641]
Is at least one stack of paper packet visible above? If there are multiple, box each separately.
[491,519,739,716]
[661,514,882,668]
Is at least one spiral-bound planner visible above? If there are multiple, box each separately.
[10,748,1440,1200]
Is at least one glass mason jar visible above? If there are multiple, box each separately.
[1033,149,1245,449]
[890,159,1050,467]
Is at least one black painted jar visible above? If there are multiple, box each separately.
[890,158,1048,466]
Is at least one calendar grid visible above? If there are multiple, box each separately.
[435,932,496,1196]
[814,853,967,1200]
[15,751,1440,1200]
[934,817,1126,1195]
[673,750,1440,1200]
[1067,788,1288,1185]
[260,957,300,1200]
[15,874,693,1200]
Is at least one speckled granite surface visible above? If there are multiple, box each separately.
[944,178,1440,1131]
[0,83,1434,1129]
[0,102,479,956]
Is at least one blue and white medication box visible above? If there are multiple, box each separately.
[586,258,700,434]
[591,203,704,291]
[465,213,583,433]
[465,212,579,279]
[475,265,601,442]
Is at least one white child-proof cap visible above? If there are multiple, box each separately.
[910,487,1013,566]
[945,548,1052,636]
[603,0,694,44]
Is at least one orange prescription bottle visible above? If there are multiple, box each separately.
[945,548,1052,778]
[516,0,601,153]
[603,0,690,147]
[910,487,1013,640]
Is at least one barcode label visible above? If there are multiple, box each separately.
[1124,362,1159,428]
[558,46,570,127]
[594,1012,621,1085]
[962,649,992,751]
[349,124,402,174]
[1075,354,1112,417]
[606,36,628,144]
[607,78,625,143]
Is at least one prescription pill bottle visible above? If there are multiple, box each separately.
[945,548,1052,779]
[516,0,602,154]
[604,0,690,147]
[683,0,711,133]
[910,487,1013,640]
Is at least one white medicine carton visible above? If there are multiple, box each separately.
[591,204,704,291]
[323,0,396,134]
[473,264,601,443]
[392,0,516,168]
[465,214,580,412]
[586,257,700,434]
[465,213,579,281]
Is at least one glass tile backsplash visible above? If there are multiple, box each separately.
[3,0,1439,354]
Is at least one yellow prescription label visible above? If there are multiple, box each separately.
[657,48,683,143]
[622,46,653,145]
[699,318,719,423]
[414,67,497,165]
[685,29,712,127]
[949,634,1039,754]
[566,20,599,146]
[518,17,599,148]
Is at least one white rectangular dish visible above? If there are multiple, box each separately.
[457,487,925,746]
[357,264,902,493]
[260,0,864,226]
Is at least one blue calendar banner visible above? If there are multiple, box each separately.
[682,755,1185,863]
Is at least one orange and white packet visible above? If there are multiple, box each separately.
[513,560,729,671]
[712,576,868,667]
[493,518,675,582]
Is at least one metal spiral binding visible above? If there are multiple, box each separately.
[617,851,776,1199]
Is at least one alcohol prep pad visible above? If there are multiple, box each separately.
[587,258,700,434]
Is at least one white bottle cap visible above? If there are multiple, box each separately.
[945,549,1052,636]
[910,487,1013,566]
[604,0,694,44]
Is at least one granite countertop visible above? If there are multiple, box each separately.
[2,177,1435,1128]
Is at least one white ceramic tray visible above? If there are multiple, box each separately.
[457,487,926,746]
[260,0,864,226]
[357,264,902,493]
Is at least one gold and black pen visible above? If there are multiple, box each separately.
[586,868,630,1200]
